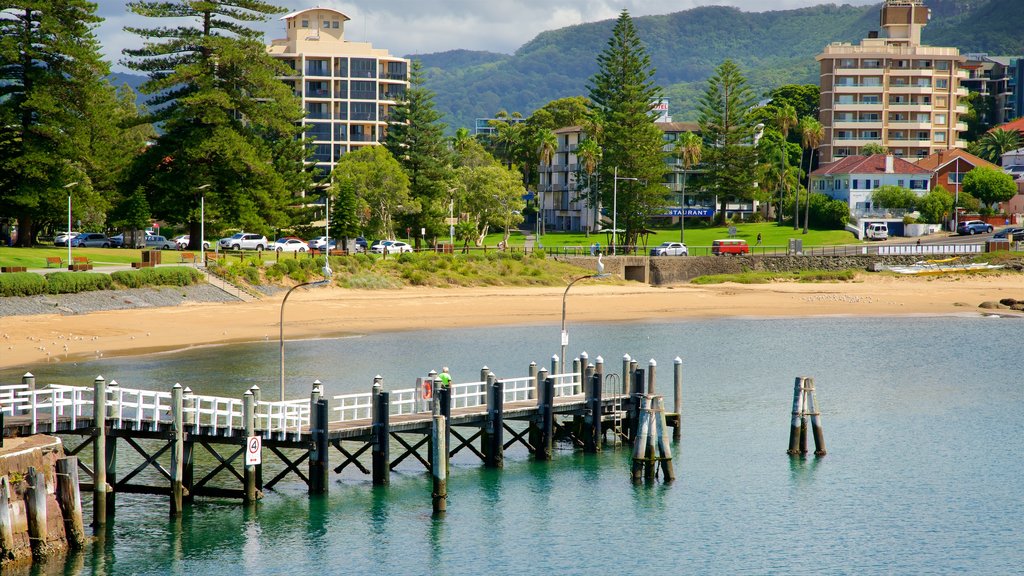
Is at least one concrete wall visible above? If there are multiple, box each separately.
[1,436,68,569]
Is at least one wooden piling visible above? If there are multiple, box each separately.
[249,385,263,490]
[537,377,555,461]
[0,477,13,560]
[585,368,603,453]
[673,357,683,441]
[628,368,645,442]
[482,371,494,463]
[576,352,587,395]
[182,388,195,504]
[630,396,650,483]
[436,379,451,475]
[310,398,329,493]
[647,359,657,395]
[572,357,582,397]
[644,399,657,481]
[787,377,805,455]
[431,410,447,515]
[243,391,257,503]
[486,375,504,468]
[528,362,538,402]
[806,378,827,456]
[92,375,107,528]
[621,355,631,395]
[104,379,118,519]
[24,373,36,435]
[26,467,48,559]
[653,397,675,482]
[170,383,184,516]
[56,457,86,549]
[372,391,390,486]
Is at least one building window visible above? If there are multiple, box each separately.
[332,21,340,28]
[852,179,860,189]
[934,132,946,142]
[910,180,927,190]
[936,78,949,89]
[873,180,880,189]
[936,61,950,70]
[301,20,308,28]
[934,113,947,125]
[949,172,964,184]
[898,179,905,187]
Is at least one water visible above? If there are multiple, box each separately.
[6,316,1023,575]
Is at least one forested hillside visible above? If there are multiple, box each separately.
[413,0,1024,130]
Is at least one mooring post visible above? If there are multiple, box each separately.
[572,357,582,397]
[799,380,809,455]
[806,378,827,456]
[170,383,184,516]
[56,457,86,550]
[372,391,390,486]
[435,377,451,475]
[311,398,329,493]
[431,405,447,515]
[673,357,683,441]
[528,362,538,403]
[577,351,588,395]
[104,380,118,519]
[631,396,650,483]
[654,396,675,482]
[644,399,657,481]
[585,360,603,453]
[531,367,549,452]
[92,375,107,528]
[26,467,48,559]
[537,377,555,461]
[488,374,504,468]
[647,359,657,395]
[787,377,805,455]
[482,371,494,463]
[182,387,195,504]
[249,385,263,490]
[621,355,631,395]
[23,372,36,435]
[0,478,13,560]
[628,368,645,443]
[242,391,257,503]
[534,366,546,408]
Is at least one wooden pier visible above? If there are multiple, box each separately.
[1,356,682,521]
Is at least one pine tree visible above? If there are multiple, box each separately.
[587,10,667,249]
[0,0,137,245]
[697,60,760,223]
[384,60,453,246]
[123,0,310,248]
[330,179,362,249]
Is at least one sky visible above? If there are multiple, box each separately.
[96,0,877,72]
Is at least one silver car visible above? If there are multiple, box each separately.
[650,242,688,256]
[70,233,111,248]
[145,235,177,250]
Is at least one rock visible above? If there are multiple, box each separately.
[999,298,1018,306]
[979,301,1005,309]
[1012,303,1024,311]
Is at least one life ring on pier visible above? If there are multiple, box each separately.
[421,380,433,400]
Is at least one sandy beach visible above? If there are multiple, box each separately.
[0,273,1020,370]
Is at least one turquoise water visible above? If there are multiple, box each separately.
[5,316,1023,574]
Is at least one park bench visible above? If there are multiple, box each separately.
[180,252,196,264]
[0,266,27,273]
[70,256,93,271]
[46,257,63,268]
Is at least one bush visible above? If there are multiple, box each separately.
[0,272,47,297]
[45,272,113,294]
[111,267,202,288]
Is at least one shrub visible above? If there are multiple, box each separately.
[111,267,202,288]
[0,272,47,297]
[45,272,113,294]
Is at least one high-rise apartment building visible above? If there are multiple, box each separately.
[816,0,967,163]
[267,8,409,179]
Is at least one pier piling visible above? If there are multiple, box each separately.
[56,457,86,549]
[585,360,603,453]
[621,355,631,395]
[92,375,107,528]
[786,376,826,457]
[631,396,650,483]
[26,467,48,559]
[653,397,675,482]
[647,359,657,395]
[372,389,390,486]
[242,390,258,503]
[673,357,683,441]
[806,378,827,456]
[171,383,184,515]
[486,374,504,468]
[182,388,195,504]
[787,377,805,455]
[537,377,555,461]
[431,401,447,515]
[0,478,13,560]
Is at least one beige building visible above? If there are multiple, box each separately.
[816,0,967,163]
[267,8,409,179]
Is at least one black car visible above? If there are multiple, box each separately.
[993,227,1024,241]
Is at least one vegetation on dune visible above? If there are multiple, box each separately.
[690,270,858,284]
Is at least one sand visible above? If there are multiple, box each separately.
[0,273,1019,370]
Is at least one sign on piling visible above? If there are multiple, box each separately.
[245,436,262,466]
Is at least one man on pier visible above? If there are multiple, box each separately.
[438,367,452,389]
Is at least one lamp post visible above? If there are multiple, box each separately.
[63,182,79,268]
[197,184,210,257]
[560,266,610,374]
[279,268,333,401]
[611,167,639,254]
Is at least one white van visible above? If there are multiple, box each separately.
[865,223,889,241]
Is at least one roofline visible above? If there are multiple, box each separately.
[281,8,351,21]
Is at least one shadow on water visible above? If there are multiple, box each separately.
[788,453,822,486]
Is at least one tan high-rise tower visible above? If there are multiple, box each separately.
[816,0,966,163]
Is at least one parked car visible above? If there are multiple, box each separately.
[354,236,367,251]
[71,233,111,248]
[308,236,334,250]
[371,240,413,254]
[957,220,993,235]
[993,227,1024,241]
[273,237,309,253]
[711,239,750,255]
[218,233,268,251]
[173,235,211,250]
[864,223,889,241]
[145,235,177,250]
[650,242,688,256]
[53,232,81,247]
[109,234,124,248]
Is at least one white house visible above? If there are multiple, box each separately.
[809,154,933,216]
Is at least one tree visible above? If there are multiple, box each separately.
[0,0,139,245]
[588,10,668,249]
[453,164,526,245]
[976,128,1022,165]
[962,166,1017,210]
[329,146,410,240]
[871,185,918,211]
[451,127,474,155]
[535,129,558,235]
[384,60,453,246]
[861,142,888,155]
[109,187,152,247]
[916,186,954,224]
[799,116,824,233]
[575,137,602,231]
[329,179,361,248]
[527,97,591,131]
[674,132,702,241]
[772,104,798,223]
[123,0,310,248]
[697,60,760,225]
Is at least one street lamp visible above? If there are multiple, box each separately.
[197,184,210,258]
[279,266,333,401]
[612,167,639,254]
[560,257,610,373]
[63,182,79,268]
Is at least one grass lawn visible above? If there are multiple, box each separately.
[0,246,203,268]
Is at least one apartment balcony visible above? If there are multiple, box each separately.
[886,137,933,147]
[956,87,969,96]
[888,85,934,94]
[955,69,968,79]
[834,103,883,112]
[954,122,967,132]
[888,102,933,112]
[955,105,968,114]
[833,137,882,147]
[833,68,884,75]
[954,140,966,148]
[887,120,933,130]
[834,84,884,93]
[834,120,882,129]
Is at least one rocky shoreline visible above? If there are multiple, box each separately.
[0,284,239,317]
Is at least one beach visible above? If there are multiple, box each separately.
[0,273,1019,370]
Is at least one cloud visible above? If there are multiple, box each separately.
[96,0,877,72]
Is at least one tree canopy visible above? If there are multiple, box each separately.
[962,166,1017,209]
[330,146,411,240]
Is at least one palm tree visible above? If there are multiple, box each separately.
[978,128,1022,165]
[773,104,798,224]
[536,129,558,236]
[674,131,703,242]
[575,137,602,232]
[800,117,824,234]
[451,127,472,154]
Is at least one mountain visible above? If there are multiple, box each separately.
[410,0,1024,131]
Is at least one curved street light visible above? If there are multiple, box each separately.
[560,257,610,373]
[279,265,333,400]
[63,182,79,268]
